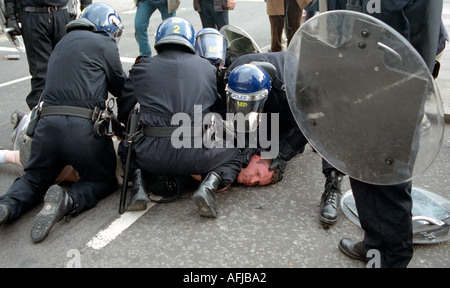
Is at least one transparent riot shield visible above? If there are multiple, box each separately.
[284,10,444,185]
[0,1,25,52]
[220,25,261,64]
[341,188,450,244]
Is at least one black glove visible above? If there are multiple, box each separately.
[268,141,299,182]
[5,3,21,36]
[268,156,287,182]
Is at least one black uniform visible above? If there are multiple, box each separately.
[4,0,92,109]
[120,46,243,188]
[0,20,128,221]
[334,0,443,267]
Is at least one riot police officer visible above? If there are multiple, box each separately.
[331,0,444,268]
[194,30,345,225]
[0,3,128,243]
[3,0,92,110]
[119,17,243,218]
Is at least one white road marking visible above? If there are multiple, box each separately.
[0,76,31,88]
[120,56,136,64]
[86,199,160,250]
[0,56,135,88]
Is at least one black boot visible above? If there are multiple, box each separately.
[10,109,25,130]
[193,172,221,218]
[338,238,366,262]
[319,170,344,225]
[30,185,74,243]
[0,204,11,226]
[127,169,149,211]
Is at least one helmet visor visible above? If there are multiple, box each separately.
[195,33,227,66]
[225,85,268,132]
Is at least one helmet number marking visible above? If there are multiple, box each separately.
[173,25,181,34]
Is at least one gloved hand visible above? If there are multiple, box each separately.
[5,3,21,36]
[269,156,287,182]
[268,141,299,182]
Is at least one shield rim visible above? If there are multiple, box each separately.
[340,188,450,244]
[219,24,262,54]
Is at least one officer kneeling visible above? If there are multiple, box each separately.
[118,17,243,218]
[0,3,128,243]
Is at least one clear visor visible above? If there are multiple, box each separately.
[110,15,123,43]
[195,33,227,66]
[225,85,268,132]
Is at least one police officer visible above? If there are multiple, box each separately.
[223,55,307,179]
[0,3,128,243]
[195,30,345,224]
[3,0,92,110]
[119,17,243,218]
[324,0,443,267]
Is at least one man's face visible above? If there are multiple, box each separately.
[237,155,274,186]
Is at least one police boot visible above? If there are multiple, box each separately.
[193,172,221,218]
[30,185,74,243]
[127,169,149,211]
[338,238,366,262]
[319,170,344,225]
[0,204,11,227]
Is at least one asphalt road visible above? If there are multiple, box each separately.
[0,0,448,270]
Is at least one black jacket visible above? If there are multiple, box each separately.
[43,27,128,116]
[121,47,242,176]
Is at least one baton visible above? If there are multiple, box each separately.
[119,107,140,214]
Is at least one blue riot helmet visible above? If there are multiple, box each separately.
[195,28,227,67]
[225,64,271,132]
[79,3,124,42]
[154,17,195,53]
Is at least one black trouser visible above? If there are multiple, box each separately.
[197,0,228,31]
[0,116,117,221]
[350,180,413,268]
[118,138,243,190]
[20,9,73,109]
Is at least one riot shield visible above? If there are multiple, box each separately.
[220,24,261,64]
[284,11,444,185]
[341,188,450,244]
[0,1,25,52]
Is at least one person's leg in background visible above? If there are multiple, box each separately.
[135,1,157,57]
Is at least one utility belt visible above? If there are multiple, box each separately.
[26,99,125,139]
[23,5,68,13]
[40,105,97,120]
